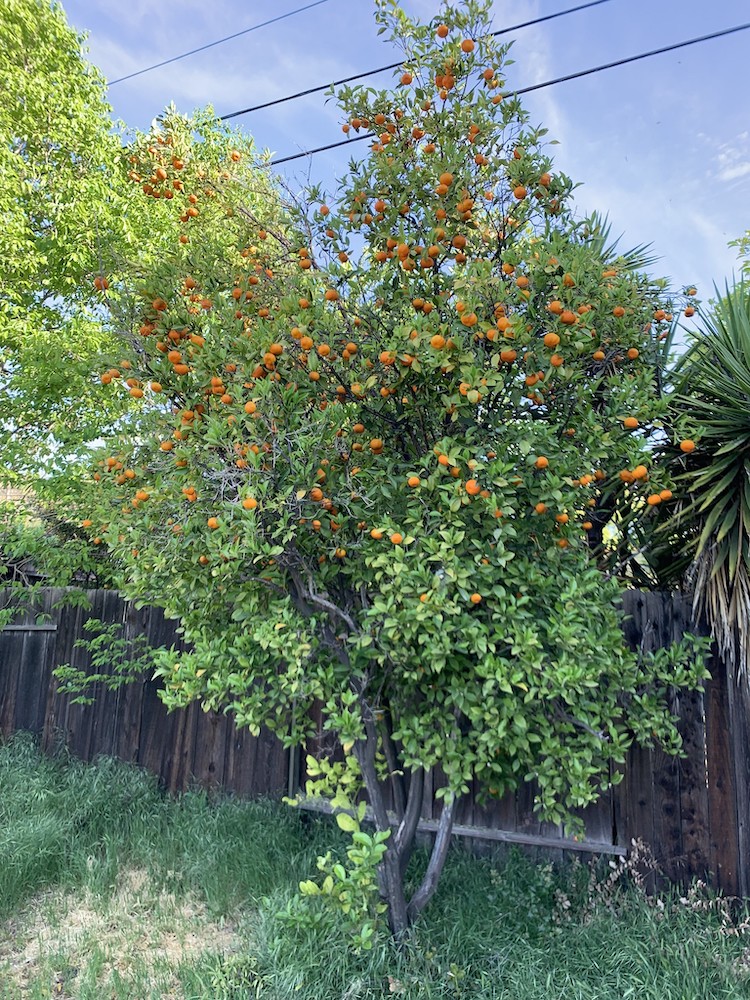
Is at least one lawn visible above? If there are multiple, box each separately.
[1,733,749,999]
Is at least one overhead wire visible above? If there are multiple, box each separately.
[269,20,750,166]
[219,0,615,121]
[109,0,334,86]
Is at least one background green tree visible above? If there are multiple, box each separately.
[0,0,128,476]
[0,1,278,480]
[0,0,283,589]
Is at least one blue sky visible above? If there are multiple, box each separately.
[64,0,750,304]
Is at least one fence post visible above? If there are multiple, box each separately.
[727,679,750,896]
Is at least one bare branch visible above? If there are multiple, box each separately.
[395,767,425,877]
[407,791,457,921]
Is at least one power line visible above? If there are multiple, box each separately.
[219,0,614,122]
[109,0,334,86]
[269,20,750,167]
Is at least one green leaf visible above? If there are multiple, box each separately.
[335,811,359,833]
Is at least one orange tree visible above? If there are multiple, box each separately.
[83,0,706,940]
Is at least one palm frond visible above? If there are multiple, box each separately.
[582,211,660,272]
[691,547,750,685]
[677,280,750,687]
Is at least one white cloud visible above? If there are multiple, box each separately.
[717,161,750,182]
[714,134,750,184]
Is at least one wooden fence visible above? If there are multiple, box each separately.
[1,587,748,896]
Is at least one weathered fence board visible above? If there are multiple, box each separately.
[0,587,746,894]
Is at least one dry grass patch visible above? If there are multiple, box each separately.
[0,867,246,999]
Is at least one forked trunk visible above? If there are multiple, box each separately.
[354,730,458,938]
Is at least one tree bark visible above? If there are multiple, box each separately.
[395,767,425,878]
[407,791,457,922]
[353,725,410,938]
[379,710,406,821]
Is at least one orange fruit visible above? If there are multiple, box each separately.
[534,456,549,469]
[623,417,639,430]
[390,532,404,545]
[437,23,449,38]
[370,528,384,540]
[543,332,560,348]
[242,497,258,510]
[534,502,547,514]
[207,517,219,529]
[407,476,421,488]
[469,592,482,604]
[679,439,696,453]
[465,479,481,495]
[461,38,475,53]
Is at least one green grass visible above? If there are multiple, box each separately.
[1,732,749,999]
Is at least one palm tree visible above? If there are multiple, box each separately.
[668,282,750,684]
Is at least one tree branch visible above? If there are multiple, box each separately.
[395,766,425,877]
[407,791,457,921]
[379,709,406,821]
[554,708,609,741]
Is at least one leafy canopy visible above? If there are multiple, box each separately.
[0,0,127,474]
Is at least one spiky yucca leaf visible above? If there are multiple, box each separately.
[673,283,750,682]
